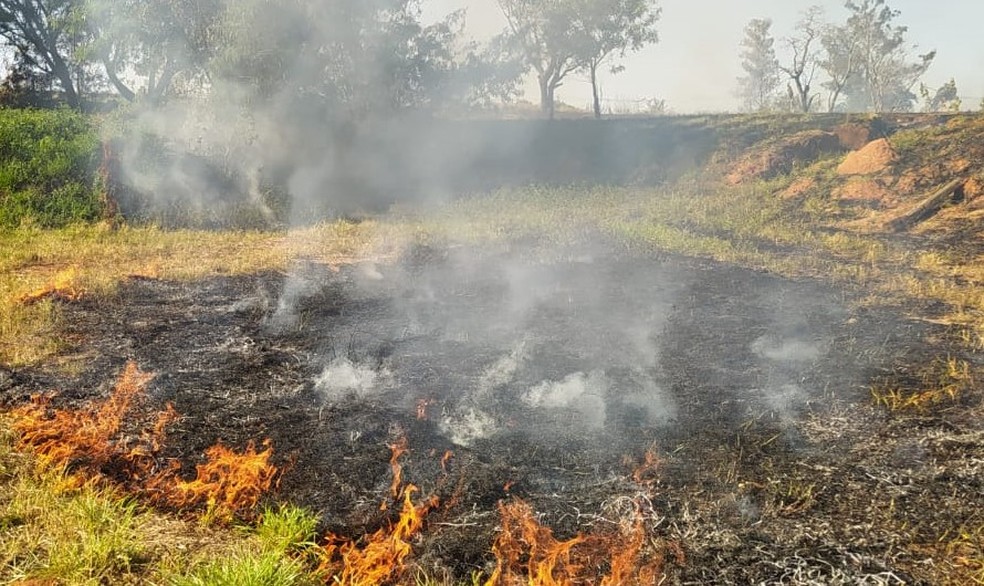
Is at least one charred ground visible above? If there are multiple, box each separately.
[3,241,977,583]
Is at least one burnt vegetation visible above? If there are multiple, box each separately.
[2,0,984,585]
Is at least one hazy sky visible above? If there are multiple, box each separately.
[422,0,984,113]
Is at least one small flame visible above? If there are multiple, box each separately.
[440,450,453,473]
[321,483,439,584]
[388,436,409,499]
[485,498,672,585]
[165,440,277,521]
[630,447,661,488]
[17,267,86,305]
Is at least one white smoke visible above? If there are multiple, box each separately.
[524,370,608,430]
[751,334,823,363]
[439,407,498,447]
[315,358,390,402]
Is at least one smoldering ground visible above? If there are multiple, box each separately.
[13,237,950,581]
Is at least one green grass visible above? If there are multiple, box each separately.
[0,108,103,228]
[0,418,330,585]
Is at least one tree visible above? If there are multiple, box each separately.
[210,0,462,113]
[0,0,86,108]
[495,0,582,119]
[818,18,858,112]
[736,18,779,112]
[823,0,934,112]
[86,0,222,103]
[572,0,659,119]
[919,78,960,112]
[779,6,823,113]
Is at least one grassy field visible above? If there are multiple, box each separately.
[2,115,983,584]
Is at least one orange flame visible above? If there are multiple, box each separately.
[388,436,409,500]
[165,440,277,521]
[11,361,162,480]
[17,267,86,305]
[10,361,277,522]
[631,447,661,488]
[485,499,671,586]
[321,484,439,585]
[440,450,453,474]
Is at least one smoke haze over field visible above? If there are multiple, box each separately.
[423,0,984,112]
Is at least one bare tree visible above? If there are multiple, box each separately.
[779,6,823,113]
[736,18,779,112]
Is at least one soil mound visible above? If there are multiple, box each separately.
[727,130,842,185]
[833,178,896,207]
[837,138,896,175]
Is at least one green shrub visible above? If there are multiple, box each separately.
[0,107,102,228]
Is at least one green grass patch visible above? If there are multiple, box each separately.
[0,108,103,228]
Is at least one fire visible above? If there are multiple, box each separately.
[10,361,277,522]
[630,447,661,488]
[11,361,164,481]
[17,267,86,305]
[321,485,439,585]
[440,450,453,473]
[387,436,409,500]
[484,499,672,586]
[165,440,277,521]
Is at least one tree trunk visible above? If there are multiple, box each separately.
[104,60,137,102]
[47,51,80,109]
[538,74,554,119]
[590,62,601,119]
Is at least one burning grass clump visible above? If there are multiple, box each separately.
[15,266,87,306]
[317,437,440,586]
[165,440,278,523]
[319,485,439,585]
[485,498,679,586]
[9,361,278,522]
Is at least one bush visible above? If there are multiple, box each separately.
[0,108,102,228]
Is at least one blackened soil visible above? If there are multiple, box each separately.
[4,250,981,584]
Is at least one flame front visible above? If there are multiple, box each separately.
[320,439,440,586]
[485,498,671,586]
[165,440,277,521]
[10,361,277,522]
[11,361,163,482]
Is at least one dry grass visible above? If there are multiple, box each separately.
[0,221,379,366]
[870,358,974,413]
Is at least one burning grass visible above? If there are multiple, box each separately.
[485,498,678,586]
[10,361,279,522]
[318,437,441,585]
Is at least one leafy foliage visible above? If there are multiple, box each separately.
[0,107,101,228]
